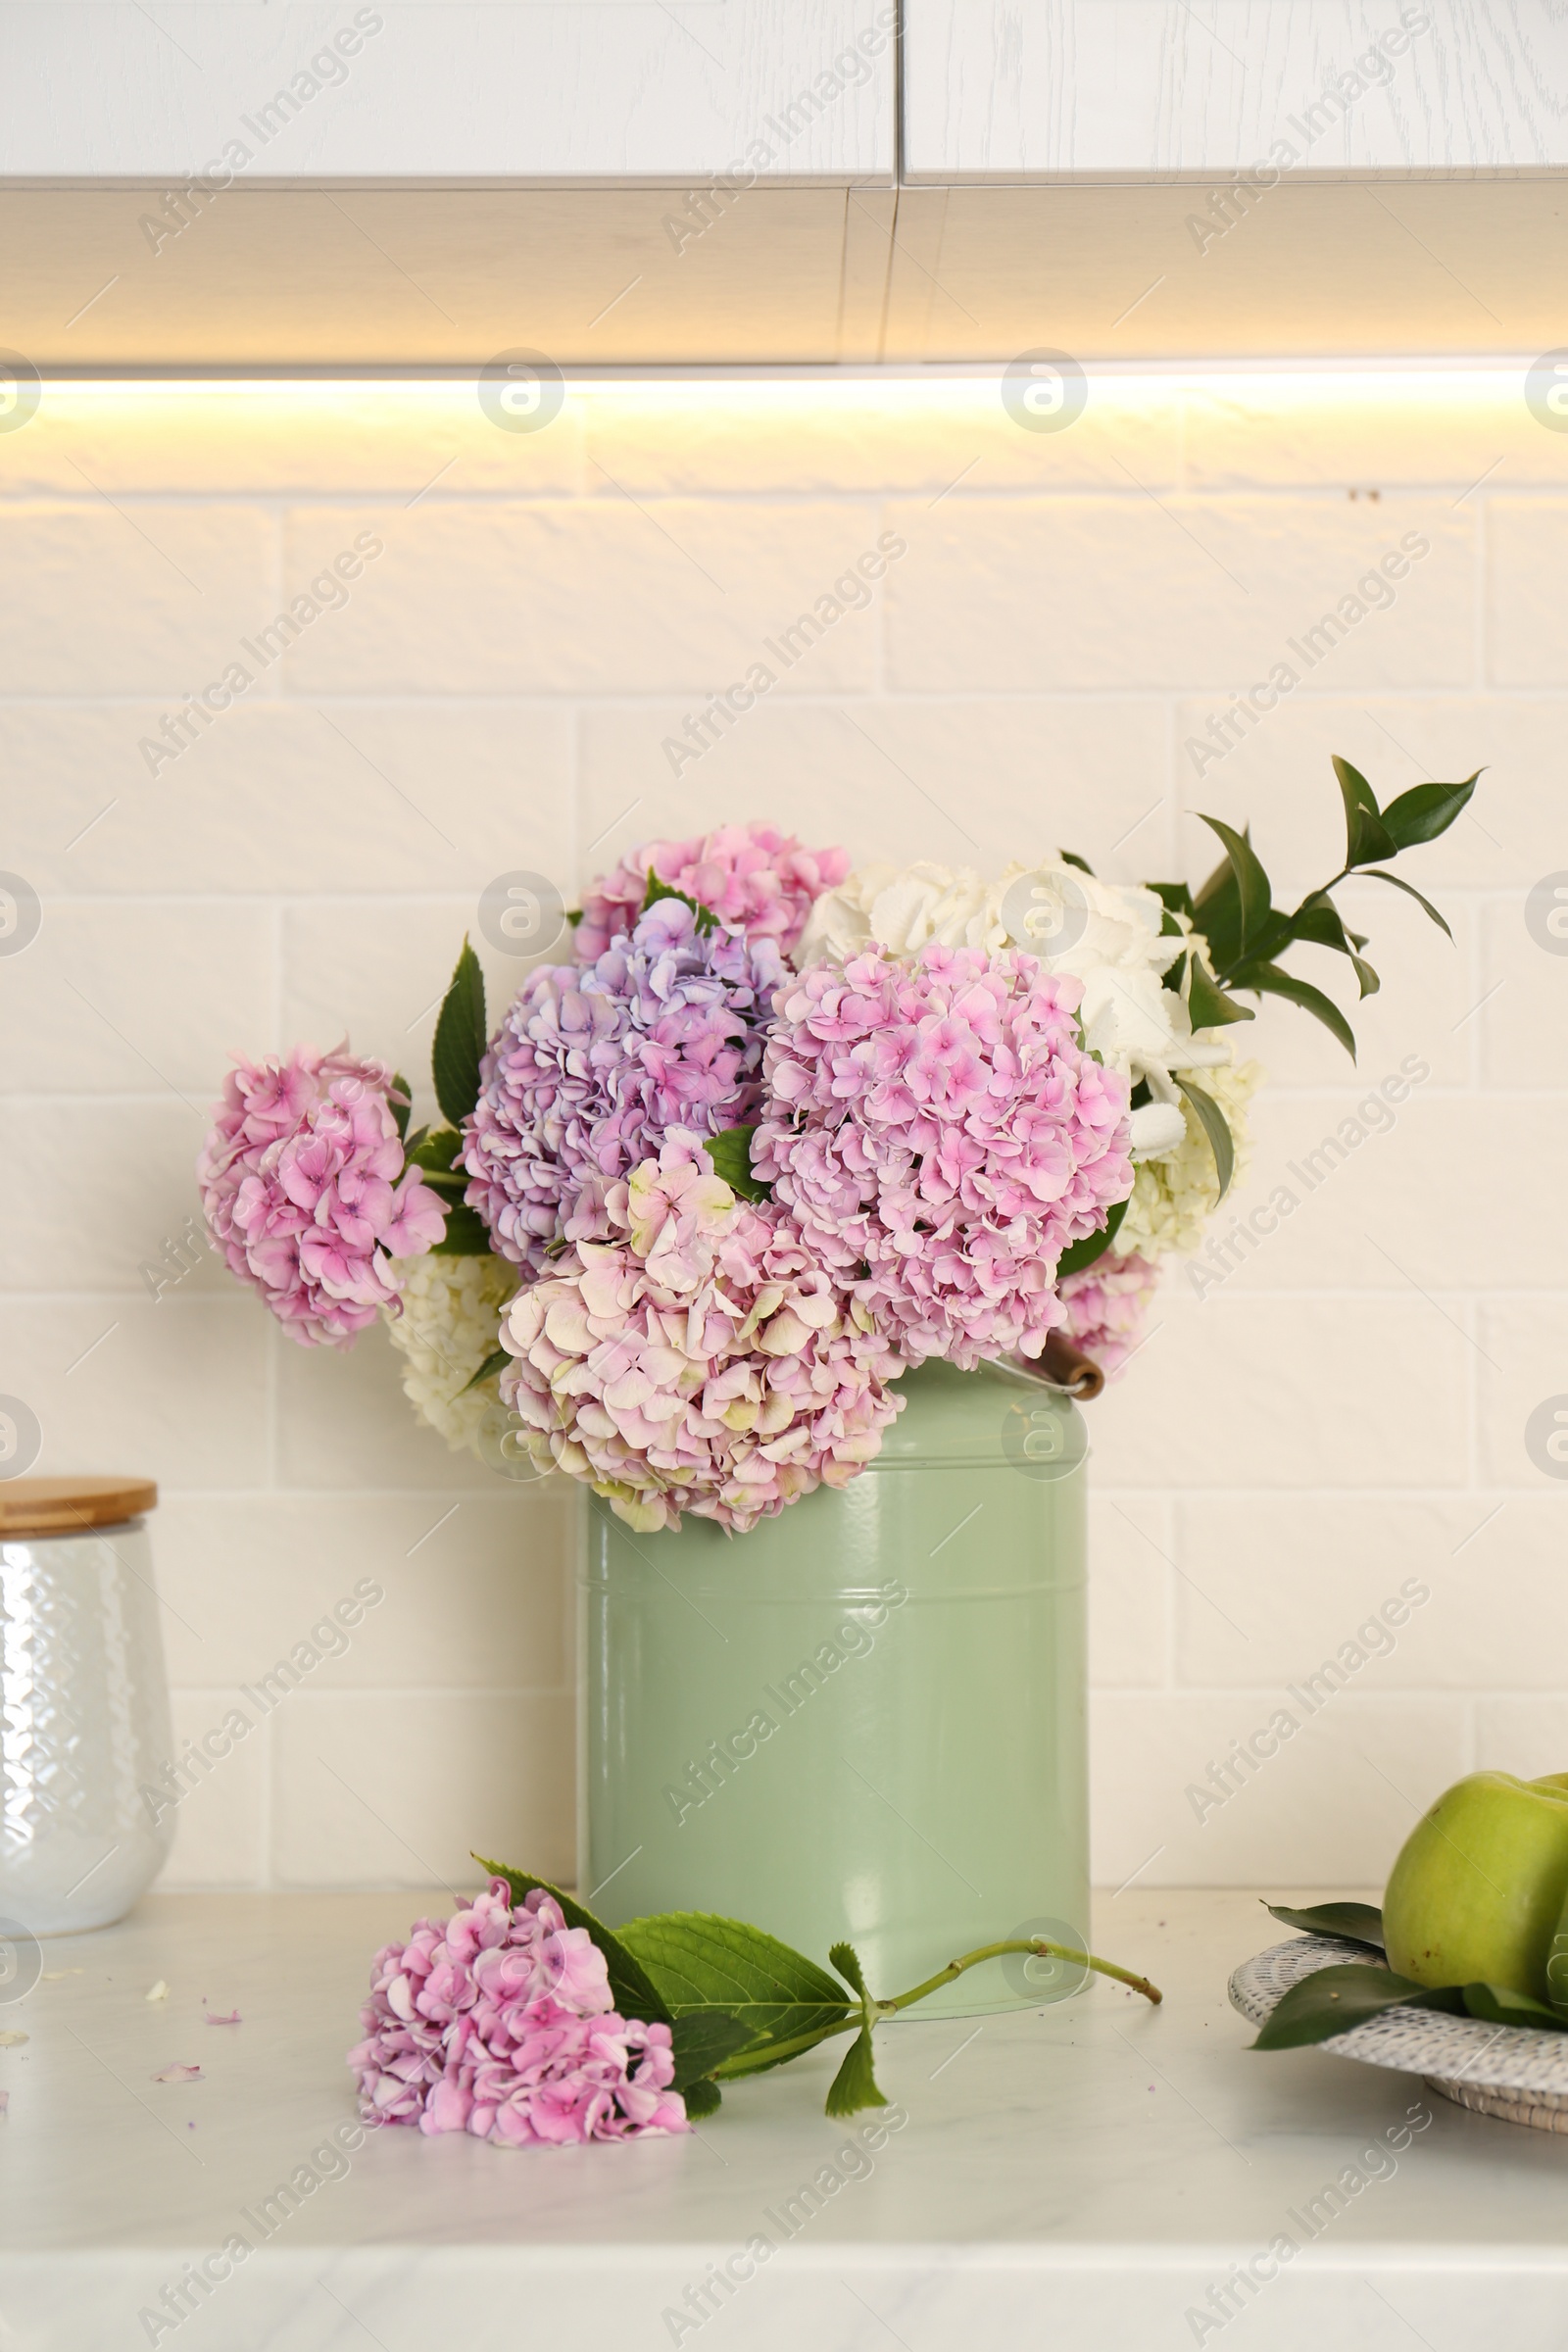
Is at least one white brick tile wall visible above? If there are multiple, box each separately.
[4,376,1562,1901]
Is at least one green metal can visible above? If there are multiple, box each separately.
[578,1354,1090,2018]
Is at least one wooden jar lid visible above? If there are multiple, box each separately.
[0,1476,158,1535]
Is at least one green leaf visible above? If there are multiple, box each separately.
[1175,1077,1235,1200]
[682,2077,723,2121]
[430,1201,494,1255]
[1358,868,1454,941]
[1250,1963,1464,2051]
[432,940,488,1128]
[1149,881,1195,924]
[1289,892,1380,1000]
[1332,756,1399,867]
[617,1912,853,2074]
[1460,1982,1568,2033]
[1055,1197,1128,1280]
[1057,850,1095,876]
[668,2012,759,2092]
[1231,959,1357,1060]
[1197,815,1273,959]
[461,1346,512,1395]
[405,1127,467,1186]
[829,1940,872,2002]
[1185,956,1255,1031]
[702,1125,770,1204]
[475,1859,672,2027]
[1193,853,1243,970]
[389,1073,412,1143]
[1379,770,1480,849]
[1264,1900,1385,1952]
[643,872,718,934]
[824,2026,888,2119]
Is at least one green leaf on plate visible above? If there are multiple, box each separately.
[1057,850,1095,876]
[474,1858,673,2028]
[430,1201,495,1255]
[1055,1198,1128,1280]
[1379,771,1479,849]
[1460,1982,1568,2033]
[617,1912,854,2077]
[461,1347,512,1395]
[1175,1076,1235,1200]
[702,1125,770,1204]
[682,2077,723,2121]
[1250,1963,1464,2051]
[432,939,488,1128]
[1264,1900,1385,1952]
[389,1072,412,1143]
[1357,868,1454,941]
[1230,959,1357,1060]
[643,873,718,934]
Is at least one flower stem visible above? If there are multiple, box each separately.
[878,1938,1162,2014]
[710,1938,1161,2083]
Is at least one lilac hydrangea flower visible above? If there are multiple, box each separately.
[462,896,785,1275]
[753,944,1134,1371]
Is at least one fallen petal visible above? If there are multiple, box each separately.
[152,2063,203,2083]
[0,2032,26,2048]
[204,2009,241,2026]
[145,1981,171,2003]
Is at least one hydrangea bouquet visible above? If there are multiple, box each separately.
[201,764,1475,1537]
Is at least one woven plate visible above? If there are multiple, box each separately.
[1229,1936,1568,2133]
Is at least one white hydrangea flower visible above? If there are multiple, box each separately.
[1114,1052,1263,1261]
[797,856,1233,1156]
[384,1252,519,1456]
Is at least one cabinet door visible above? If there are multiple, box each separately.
[1,1,896,182]
[904,0,1568,179]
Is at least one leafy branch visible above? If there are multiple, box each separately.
[479,1858,1160,2121]
[1154,756,1477,1064]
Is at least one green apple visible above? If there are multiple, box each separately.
[1383,1771,1568,2003]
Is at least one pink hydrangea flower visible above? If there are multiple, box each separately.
[1057,1250,1160,1380]
[462,896,784,1276]
[574,821,849,963]
[347,1880,688,2146]
[198,1047,446,1348]
[753,945,1134,1371]
[498,1131,904,1534]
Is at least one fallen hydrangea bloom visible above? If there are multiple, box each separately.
[347,1880,687,2146]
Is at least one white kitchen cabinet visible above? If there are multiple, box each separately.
[0,1,896,183]
[904,0,1568,179]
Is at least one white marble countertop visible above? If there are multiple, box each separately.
[3,1887,1567,2351]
